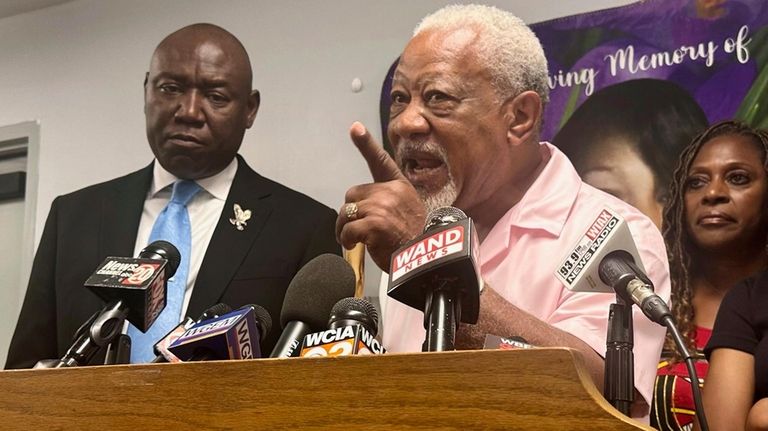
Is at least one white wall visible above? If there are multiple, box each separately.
[0,0,634,359]
[0,197,25,361]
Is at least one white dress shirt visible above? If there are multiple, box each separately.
[131,158,237,319]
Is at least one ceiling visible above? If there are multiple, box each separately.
[0,0,74,20]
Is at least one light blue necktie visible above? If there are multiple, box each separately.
[128,180,201,363]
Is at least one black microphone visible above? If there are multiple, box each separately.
[598,250,671,324]
[152,303,233,363]
[85,240,180,332]
[555,207,674,325]
[554,207,683,418]
[556,207,653,298]
[168,304,272,361]
[387,206,482,352]
[270,254,356,358]
[597,249,707,429]
[329,297,379,335]
[300,297,384,357]
[55,241,180,367]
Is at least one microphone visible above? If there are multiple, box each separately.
[482,334,534,350]
[270,254,356,358]
[554,207,671,324]
[300,297,385,357]
[387,206,482,352]
[598,251,672,324]
[561,212,706,428]
[55,241,179,367]
[55,301,129,367]
[168,304,272,361]
[85,240,180,332]
[555,207,674,416]
[152,303,233,363]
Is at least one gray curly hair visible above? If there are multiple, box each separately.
[414,4,550,106]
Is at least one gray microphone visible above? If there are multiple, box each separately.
[270,254,356,358]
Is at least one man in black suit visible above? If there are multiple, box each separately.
[6,23,339,368]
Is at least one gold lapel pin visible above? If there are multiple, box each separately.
[229,203,252,231]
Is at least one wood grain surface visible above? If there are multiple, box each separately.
[0,348,653,430]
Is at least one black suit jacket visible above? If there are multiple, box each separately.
[6,156,340,368]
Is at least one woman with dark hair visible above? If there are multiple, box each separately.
[554,79,709,229]
[652,121,768,430]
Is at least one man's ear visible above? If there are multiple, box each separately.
[503,91,542,146]
[246,89,260,128]
[143,72,150,114]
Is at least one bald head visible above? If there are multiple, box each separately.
[144,23,260,180]
[150,23,253,94]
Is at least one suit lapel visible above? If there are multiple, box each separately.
[188,156,273,316]
[99,164,153,258]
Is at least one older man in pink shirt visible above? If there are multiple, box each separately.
[335,4,669,419]
[379,142,669,418]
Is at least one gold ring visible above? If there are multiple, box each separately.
[345,202,359,221]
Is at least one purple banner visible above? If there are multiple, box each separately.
[531,0,768,228]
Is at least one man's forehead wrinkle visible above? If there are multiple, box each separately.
[393,69,468,94]
[151,39,233,69]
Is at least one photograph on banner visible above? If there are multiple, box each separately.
[532,0,768,230]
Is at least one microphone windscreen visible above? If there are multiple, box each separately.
[198,303,233,321]
[280,254,356,331]
[250,304,273,338]
[329,297,379,336]
[140,240,181,278]
[425,206,467,229]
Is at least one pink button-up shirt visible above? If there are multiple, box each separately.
[380,143,670,414]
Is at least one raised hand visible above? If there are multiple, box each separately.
[336,122,426,271]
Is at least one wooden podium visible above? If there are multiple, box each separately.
[0,348,652,430]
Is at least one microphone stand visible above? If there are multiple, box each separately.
[604,295,634,416]
[422,279,461,352]
[104,334,131,365]
[56,300,127,367]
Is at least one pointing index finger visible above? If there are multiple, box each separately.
[350,122,405,183]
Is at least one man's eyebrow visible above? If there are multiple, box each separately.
[151,72,186,82]
[392,71,468,94]
[200,78,233,89]
[150,73,234,90]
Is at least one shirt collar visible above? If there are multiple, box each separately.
[481,142,581,260]
[505,142,581,236]
[150,157,238,201]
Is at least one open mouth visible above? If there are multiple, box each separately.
[399,151,450,189]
